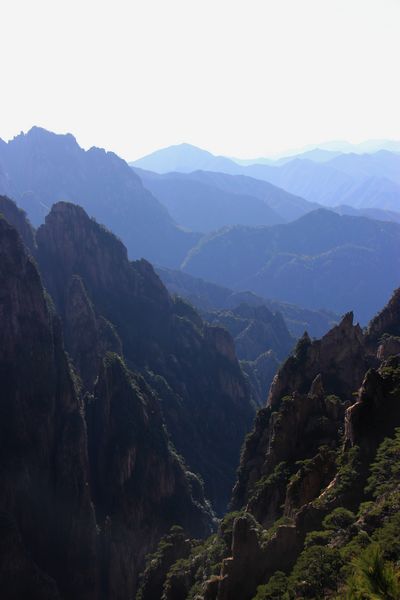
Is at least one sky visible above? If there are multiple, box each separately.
[1,0,399,160]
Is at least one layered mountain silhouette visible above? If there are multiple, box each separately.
[328,149,400,184]
[182,209,400,323]
[2,126,400,600]
[135,168,320,230]
[132,143,400,213]
[131,142,240,174]
[0,128,199,267]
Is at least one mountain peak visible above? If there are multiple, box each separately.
[11,126,78,147]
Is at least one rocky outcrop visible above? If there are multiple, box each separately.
[214,514,300,600]
[345,356,400,458]
[36,202,254,513]
[232,376,345,514]
[283,447,337,518]
[268,312,369,408]
[231,312,371,518]
[207,290,400,600]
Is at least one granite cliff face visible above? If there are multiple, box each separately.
[0,213,214,599]
[35,201,254,513]
[86,354,213,599]
[142,289,400,599]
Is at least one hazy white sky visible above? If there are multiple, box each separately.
[1,0,399,159]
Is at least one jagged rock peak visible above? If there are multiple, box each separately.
[17,125,77,145]
[339,310,354,328]
[40,200,127,258]
[267,312,365,408]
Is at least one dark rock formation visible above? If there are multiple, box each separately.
[87,354,212,598]
[0,217,214,599]
[36,201,254,513]
[0,216,98,599]
[267,312,368,408]
[143,287,400,600]
[233,377,345,515]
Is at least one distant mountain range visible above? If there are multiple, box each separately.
[0,127,199,267]
[1,127,400,327]
[181,209,400,323]
[132,143,400,213]
[135,167,400,234]
[134,168,314,232]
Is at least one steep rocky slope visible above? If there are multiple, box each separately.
[140,288,400,599]
[0,127,199,266]
[0,212,213,599]
[35,201,254,513]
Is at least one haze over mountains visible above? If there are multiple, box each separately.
[1,127,399,328]
[1,126,400,599]
[132,141,400,215]
[181,209,400,323]
[0,127,199,267]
